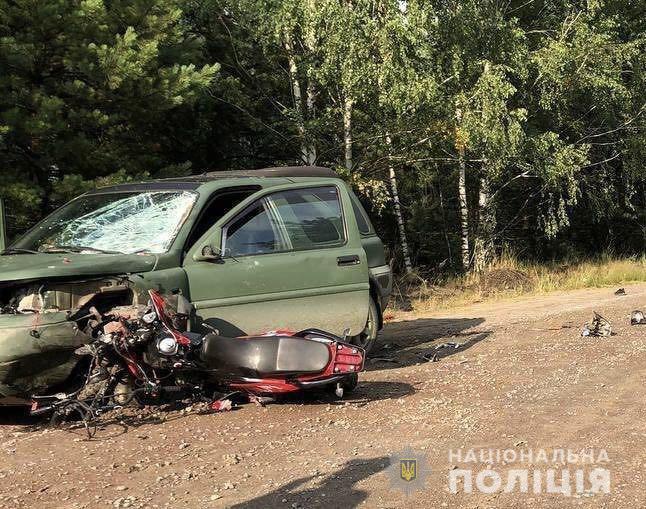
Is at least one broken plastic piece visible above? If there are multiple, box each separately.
[210,399,233,412]
[248,394,274,407]
[581,311,612,337]
[630,310,645,325]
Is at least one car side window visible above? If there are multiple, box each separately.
[270,187,345,250]
[348,191,374,235]
[223,186,345,256]
[224,201,287,256]
[184,187,259,253]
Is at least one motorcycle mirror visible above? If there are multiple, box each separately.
[174,291,193,316]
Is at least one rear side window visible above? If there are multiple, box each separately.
[223,186,345,256]
[349,191,374,235]
[271,187,345,250]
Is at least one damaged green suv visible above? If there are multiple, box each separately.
[0,167,391,403]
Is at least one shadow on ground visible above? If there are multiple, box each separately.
[0,405,38,426]
[277,380,416,407]
[0,380,416,440]
[367,316,491,370]
[230,456,390,509]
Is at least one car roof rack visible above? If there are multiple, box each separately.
[194,166,338,180]
[87,166,339,194]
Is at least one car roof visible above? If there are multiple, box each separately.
[86,166,340,194]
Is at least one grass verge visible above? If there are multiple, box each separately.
[389,254,646,315]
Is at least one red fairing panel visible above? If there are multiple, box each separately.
[149,290,191,346]
[228,342,365,395]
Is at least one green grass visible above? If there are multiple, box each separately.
[391,254,646,314]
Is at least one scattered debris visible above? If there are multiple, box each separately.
[210,399,233,412]
[615,288,626,296]
[529,324,573,331]
[418,342,460,362]
[581,312,612,337]
[630,310,646,325]
[248,395,274,407]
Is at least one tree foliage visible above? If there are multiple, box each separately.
[0,0,643,269]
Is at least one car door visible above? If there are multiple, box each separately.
[183,183,370,337]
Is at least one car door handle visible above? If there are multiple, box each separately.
[337,255,361,266]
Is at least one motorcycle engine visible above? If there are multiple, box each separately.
[143,332,184,369]
[157,336,179,356]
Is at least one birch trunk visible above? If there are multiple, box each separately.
[304,80,317,164]
[284,36,313,165]
[301,3,317,165]
[455,107,470,270]
[457,141,470,270]
[343,97,353,170]
[473,177,496,273]
[386,134,413,274]
[438,186,453,266]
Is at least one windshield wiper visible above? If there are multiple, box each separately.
[1,248,40,255]
[42,245,124,255]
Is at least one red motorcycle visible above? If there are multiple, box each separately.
[31,290,365,425]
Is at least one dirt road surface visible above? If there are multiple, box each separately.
[1,284,645,508]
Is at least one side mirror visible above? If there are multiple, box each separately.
[192,244,224,263]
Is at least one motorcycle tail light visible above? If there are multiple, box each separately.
[332,343,365,373]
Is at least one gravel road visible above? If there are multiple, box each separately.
[1,284,645,508]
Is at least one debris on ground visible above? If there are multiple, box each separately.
[248,395,274,407]
[615,288,626,296]
[581,311,612,337]
[210,399,233,412]
[418,342,461,362]
[630,310,645,325]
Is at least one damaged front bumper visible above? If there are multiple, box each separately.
[0,313,90,400]
[0,276,145,402]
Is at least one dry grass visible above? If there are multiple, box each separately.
[392,254,646,314]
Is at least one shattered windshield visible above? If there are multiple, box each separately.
[13,191,197,255]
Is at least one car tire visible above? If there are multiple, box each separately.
[351,295,379,354]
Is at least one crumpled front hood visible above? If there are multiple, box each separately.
[0,253,157,283]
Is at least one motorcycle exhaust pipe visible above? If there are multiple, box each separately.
[295,375,346,388]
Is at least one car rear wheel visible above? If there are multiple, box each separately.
[351,296,379,354]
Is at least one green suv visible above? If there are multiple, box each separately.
[0,166,391,402]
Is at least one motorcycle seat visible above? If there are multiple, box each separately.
[199,333,331,376]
